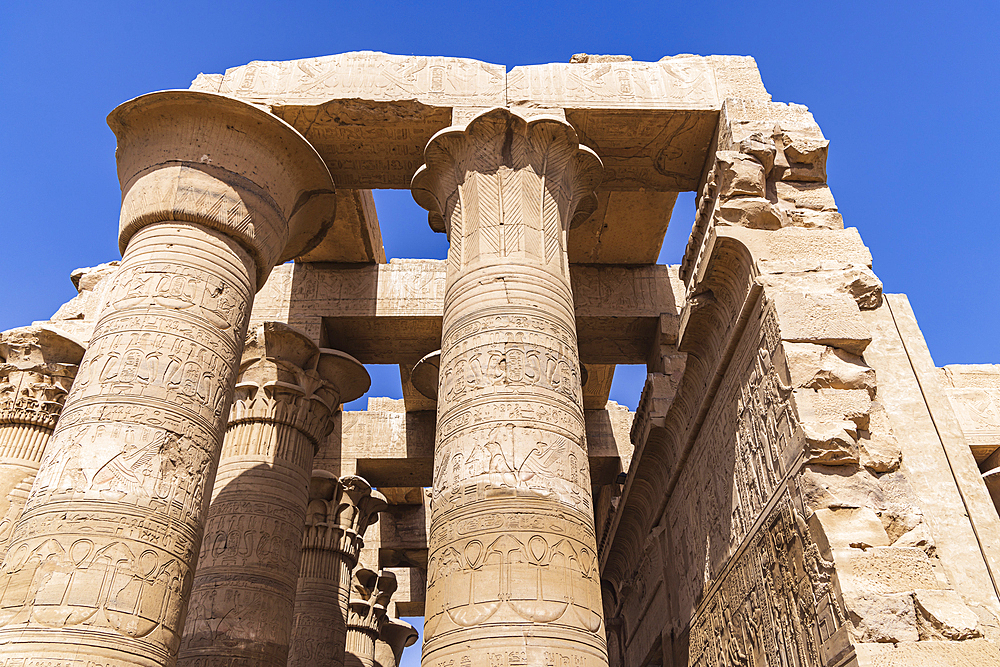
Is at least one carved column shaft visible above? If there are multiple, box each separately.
[411,109,608,667]
[0,91,336,667]
[0,327,84,551]
[288,475,386,667]
[178,323,369,667]
[345,569,397,667]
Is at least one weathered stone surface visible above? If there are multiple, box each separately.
[7,49,1000,667]
[0,327,84,552]
[178,323,369,667]
[0,90,337,667]
[412,108,609,667]
[913,588,982,640]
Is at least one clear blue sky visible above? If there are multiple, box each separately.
[1,2,997,663]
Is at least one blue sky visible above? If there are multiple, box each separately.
[1,3,998,660]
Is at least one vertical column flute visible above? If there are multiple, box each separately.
[178,322,369,666]
[0,91,336,667]
[411,108,608,667]
[0,327,84,552]
[288,473,386,667]
[345,569,397,667]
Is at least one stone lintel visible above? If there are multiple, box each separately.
[271,260,680,366]
[317,402,633,490]
[192,52,770,192]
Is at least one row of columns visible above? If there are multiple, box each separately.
[0,92,610,667]
[0,319,410,667]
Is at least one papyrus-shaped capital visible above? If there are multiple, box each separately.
[108,90,337,286]
[375,617,418,667]
[231,322,369,447]
[304,473,387,558]
[0,326,85,429]
[410,108,603,244]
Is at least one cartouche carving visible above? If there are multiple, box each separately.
[411,108,609,667]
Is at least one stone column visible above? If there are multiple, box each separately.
[345,569,397,667]
[0,327,84,552]
[288,474,386,667]
[411,108,608,667]
[0,91,336,667]
[374,617,418,667]
[177,322,369,666]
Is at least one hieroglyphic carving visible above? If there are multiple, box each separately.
[288,474,386,667]
[507,58,718,109]
[686,491,845,667]
[0,90,336,667]
[412,108,609,667]
[178,324,369,667]
[0,327,84,551]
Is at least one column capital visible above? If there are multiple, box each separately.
[0,326,84,430]
[108,90,337,287]
[375,617,418,667]
[304,473,387,559]
[410,107,603,239]
[229,322,370,447]
[347,568,397,639]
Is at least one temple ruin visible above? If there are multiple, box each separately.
[0,51,999,667]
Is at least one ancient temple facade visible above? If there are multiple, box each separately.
[1,51,999,667]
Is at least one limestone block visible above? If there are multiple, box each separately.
[297,189,386,264]
[720,226,873,275]
[838,546,943,596]
[802,421,860,465]
[717,196,783,229]
[853,638,1000,666]
[782,207,844,230]
[845,592,919,643]
[568,190,679,264]
[809,507,890,559]
[793,388,872,429]
[779,342,876,392]
[715,151,765,197]
[775,132,829,182]
[799,465,886,511]
[913,588,982,639]
[859,435,903,474]
[768,290,871,356]
[569,54,633,63]
[774,181,837,211]
[757,266,884,312]
[893,521,934,552]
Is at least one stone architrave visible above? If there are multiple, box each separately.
[177,322,369,667]
[0,327,85,551]
[410,108,609,667]
[345,569,397,667]
[0,91,336,667]
[288,473,387,667]
[374,616,418,667]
